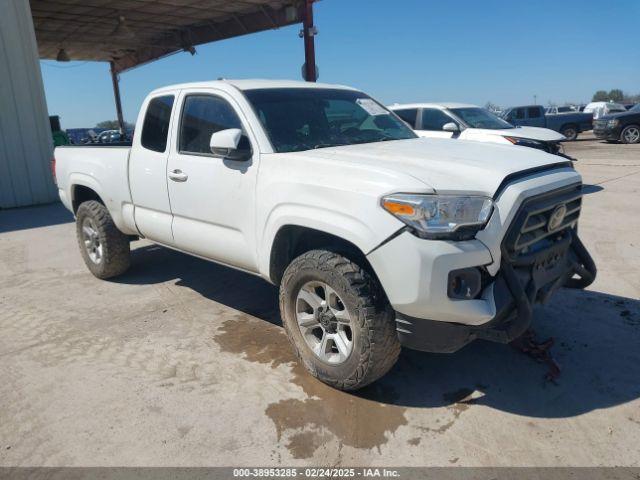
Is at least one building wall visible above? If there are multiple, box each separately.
[0,0,57,209]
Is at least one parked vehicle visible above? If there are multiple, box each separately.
[54,80,596,390]
[545,106,577,115]
[500,105,593,141]
[389,103,570,158]
[624,104,637,111]
[583,101,627,120]
[96,129,130,143]
[593,103,640,144]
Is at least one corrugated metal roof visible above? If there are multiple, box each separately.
[31,0,305,73]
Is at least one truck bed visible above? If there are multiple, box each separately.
[54,145,134,233]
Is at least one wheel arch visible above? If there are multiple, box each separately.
[560,122,579,132]
[71,183,105,214]
[268,224,379,286]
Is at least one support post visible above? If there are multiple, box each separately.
[302,0,317,82]
[110,61,125,134]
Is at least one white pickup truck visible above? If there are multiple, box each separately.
[54,79,596,390]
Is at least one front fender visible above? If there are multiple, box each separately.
[258,203,402,279]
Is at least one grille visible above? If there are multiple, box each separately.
[504,184,582,256]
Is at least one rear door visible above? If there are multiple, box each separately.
[129,94,176,244]
[166,89,259,272]
[415,108,456,138]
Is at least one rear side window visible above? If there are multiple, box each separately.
[527,107,542,118]
[394,109,418,128]
[141,95,174,152]
[421,108,454,130]
[179,95,243,155]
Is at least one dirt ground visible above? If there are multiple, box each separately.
[0,134,639,467]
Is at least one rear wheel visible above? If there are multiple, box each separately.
[279,250,400,391]
[76,200,130,279]
[620,125,640,144]
[560,125,578,141]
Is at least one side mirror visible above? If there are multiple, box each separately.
[442,122,459,132]
[210,128,252,161]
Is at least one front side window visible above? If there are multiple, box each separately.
[420,108,455,131]
[243,88,416,153]
[141,95,174,153]
[449,107,513,130]
[179,95,243,155]
[393,108,418,128]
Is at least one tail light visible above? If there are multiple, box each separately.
[50,157,57,185]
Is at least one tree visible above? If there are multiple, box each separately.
[608,89,624,102]
[96,120,134,130]
[592,89,625,102]
[592,90,609,102]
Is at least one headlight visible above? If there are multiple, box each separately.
[381,194,493,240]
[607,119,619,128]
[503,136,548,149]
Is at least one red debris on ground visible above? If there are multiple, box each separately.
[511,329,561,384]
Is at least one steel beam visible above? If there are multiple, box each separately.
[302,0,316,82]
[109,61,125,134]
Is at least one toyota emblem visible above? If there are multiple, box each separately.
[548,204,567,232]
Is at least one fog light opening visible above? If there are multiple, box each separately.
[448,268,482,300]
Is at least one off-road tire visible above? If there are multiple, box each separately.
[560,125,578,141]
[279,249,401,391]
[76,200,130,279]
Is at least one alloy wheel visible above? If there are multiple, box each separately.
[82,217,103,264]
[623,127,640,144]
[296,281,353,364]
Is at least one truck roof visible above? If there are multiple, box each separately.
[149,79,357,95]
[389,102,478,110]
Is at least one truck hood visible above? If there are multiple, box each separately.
[468,126,566,142]
[292,137,572,196]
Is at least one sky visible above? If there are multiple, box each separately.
[40,0,640,128]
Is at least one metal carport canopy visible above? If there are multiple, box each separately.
[32,0,311,73]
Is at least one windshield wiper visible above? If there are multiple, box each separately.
[313,142,344,149]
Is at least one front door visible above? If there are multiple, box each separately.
[166,89,259,272]
[415,108,455,139]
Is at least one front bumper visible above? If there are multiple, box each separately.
[593,123,621,140]
[394,231,596,353]
[367,182,596,353]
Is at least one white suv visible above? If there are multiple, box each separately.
[389,102,569,158]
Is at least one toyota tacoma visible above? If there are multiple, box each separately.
[54,80,596,390]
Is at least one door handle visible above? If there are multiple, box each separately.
[168,169,188,182]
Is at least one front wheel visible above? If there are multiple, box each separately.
[620,125,640,144]
[560,125,578,141]
[76,200,130,279]
[279,250,400,391]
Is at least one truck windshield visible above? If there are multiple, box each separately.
[449,107,514,130]
[243,88,416,153]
